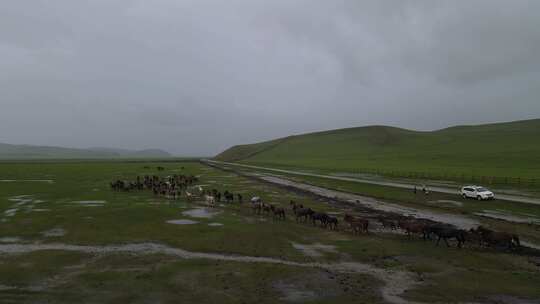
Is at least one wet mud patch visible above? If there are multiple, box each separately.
[428,200,463,207]
[274,281,318,302]
[182,208,221,219]
[474,210,540,225]
[257,174,480,230]
[273,269,379,303]
[487,295,540,304]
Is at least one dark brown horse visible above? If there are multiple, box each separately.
[475,226,520,249]
[433,227,466,248]
[327,216,338,230]
[271,205,286,221]
[295,208,314,223]
[398,220,427,240]
[344,214,369,234]
[311,212,329,227]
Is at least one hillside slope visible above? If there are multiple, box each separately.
[215,119,540,179]
[0,143,171,160]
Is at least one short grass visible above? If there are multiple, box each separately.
[1,160,540,303]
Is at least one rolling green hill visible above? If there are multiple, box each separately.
[215,119,540,180]
[0,143,171,160]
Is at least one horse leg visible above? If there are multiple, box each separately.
[436,236,441,246]
[444,237,450,247]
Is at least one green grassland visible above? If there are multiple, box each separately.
[215,119,540,181]
[1,161,540,303]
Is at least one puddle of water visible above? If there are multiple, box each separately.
[33,209,50,212]
[0,237,22,243]
[71,200,106,207]
[0,180,54,183]
[41,228,66,237]
[182,208,221,219]
[167,219,199,225]
[4,209,18,217]
[8,195,34,205]
[292,243,337,258]
[208,223,223,227]
[74,200,106,205]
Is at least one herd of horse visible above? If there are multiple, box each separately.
[246,197,520,250]
[110,173,199,200]
[244,197,520,250]
[110,172,521,251]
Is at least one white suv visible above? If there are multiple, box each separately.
[460,186,495,200]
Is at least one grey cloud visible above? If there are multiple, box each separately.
[1,0,539,155]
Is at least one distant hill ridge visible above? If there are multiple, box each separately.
[0,143,171,159]
[215,118,540,179]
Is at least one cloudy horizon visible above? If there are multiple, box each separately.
[1,1,539,156]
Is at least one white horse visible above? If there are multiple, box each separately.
[205,195,216,207]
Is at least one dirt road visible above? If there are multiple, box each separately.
[207,161,540,206]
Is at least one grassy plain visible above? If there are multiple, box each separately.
[1,161,540,303]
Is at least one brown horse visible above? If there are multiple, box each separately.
[398,220,427,240]
[475,226,520,249]
[271,205,286,221]
[344,214,369,234]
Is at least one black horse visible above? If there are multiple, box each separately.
[433,228,466,248]
[295,208,314,223]
[311,212,329,227]
[327,216,338,230]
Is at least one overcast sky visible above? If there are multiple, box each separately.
[1,1,539,156]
